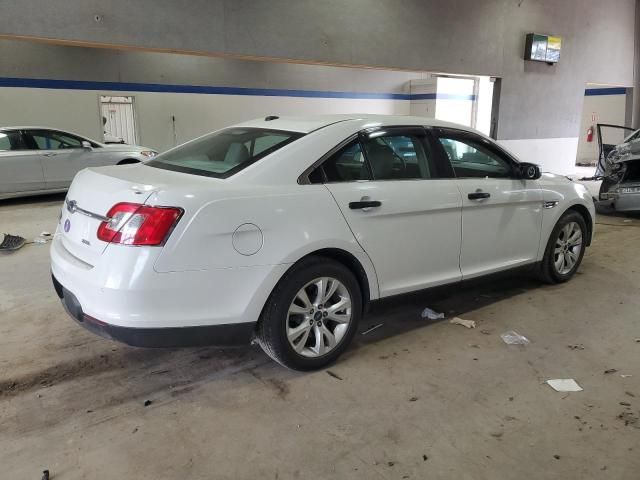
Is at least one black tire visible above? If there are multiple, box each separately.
[256,256,362,371]
[539,210,588,284]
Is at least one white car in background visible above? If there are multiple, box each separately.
[0,127,157,200]
[50,115,595,370]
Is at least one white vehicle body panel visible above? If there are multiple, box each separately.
[326,180,462,296]
[456,178,543,278]
[50,115,595,340]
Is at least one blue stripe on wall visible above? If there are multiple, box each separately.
[584,87,627,96]
[411,93,477,101]
[0,76,412,100]
[0,76,478,101]
[0,77,629,100]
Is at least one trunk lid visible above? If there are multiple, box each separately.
[59,164,173,265]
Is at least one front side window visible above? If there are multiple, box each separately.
[29,130,83,150]
[362,133,432,180]
[147,128,303,178]
[0,131,26,151]
[438,135,513,178]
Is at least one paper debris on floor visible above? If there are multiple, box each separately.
[501,330,530,345]
[546,379,583,392]
[361,323,383,335]
[450,317,476,329]
[421,307,444,320]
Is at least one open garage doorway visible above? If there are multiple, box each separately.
[409,74,499,138]
[575,84,634,169]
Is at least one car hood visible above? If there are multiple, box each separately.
[607,139,640,165]
[539,172,573,185]
[98,143,154,153]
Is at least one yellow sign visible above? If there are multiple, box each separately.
[547,36,562,50]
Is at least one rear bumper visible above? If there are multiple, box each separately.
[52,273,255,347]
[50,233,289,330]
[614,193,640,212]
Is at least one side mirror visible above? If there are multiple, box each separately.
[519,162,541,180]
[81,140,92,149]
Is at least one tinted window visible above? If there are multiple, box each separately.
[147,128,303,178]
[439,136,512,178]
[30,130,83,150]
[0,131,26,151]
[320,141,370,183]
[363,133,432,180]
[247,133,292,156]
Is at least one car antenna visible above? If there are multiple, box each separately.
[265,115,279,121]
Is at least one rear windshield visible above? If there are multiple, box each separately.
[146,128,304,178]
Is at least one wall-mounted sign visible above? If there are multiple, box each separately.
[525,33,562,64]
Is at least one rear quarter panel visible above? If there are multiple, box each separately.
[151,184,379,298]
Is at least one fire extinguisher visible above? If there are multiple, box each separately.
[586,126,594,143]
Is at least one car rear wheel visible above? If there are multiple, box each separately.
[256,256,362,371]
[539,211,587,284]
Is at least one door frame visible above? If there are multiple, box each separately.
[97,94,139,145]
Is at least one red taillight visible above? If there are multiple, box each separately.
[97,203,183,246]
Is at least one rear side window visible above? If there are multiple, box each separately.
[147,128,303,178]
[308,129,437,184]
[0,131,26,151]
[322,141,370,182]
[362,133,433,180]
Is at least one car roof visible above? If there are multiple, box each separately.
[236,114,482,134]
[0,126,81,132]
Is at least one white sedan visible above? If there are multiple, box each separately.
[50,115,595,370]
[0,127,157,200]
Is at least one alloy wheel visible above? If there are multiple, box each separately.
[553,221,583,275]
[286,277,352,358]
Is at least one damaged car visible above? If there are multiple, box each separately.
[595,123,640,212]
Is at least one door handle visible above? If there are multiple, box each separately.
[349,200,382,210]
[468,192,490,200]
[42,152,57,157]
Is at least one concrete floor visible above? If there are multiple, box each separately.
[1,193,639,480]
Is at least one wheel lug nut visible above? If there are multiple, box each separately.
[309,319,313,325]
[309,309,314,314]
[318,304,323,309]
[323,311,328,317]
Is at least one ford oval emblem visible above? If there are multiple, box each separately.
[64,219,71,233]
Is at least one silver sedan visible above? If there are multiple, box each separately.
[0,127,157,200]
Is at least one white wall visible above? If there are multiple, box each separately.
[0,87,409,152]
[499,137,580,175]
[0,83,622,176]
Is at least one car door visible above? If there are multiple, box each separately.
[433,128,543,279]
[0,129,46,194]
[311,126,463,297]
[26,129,90,189]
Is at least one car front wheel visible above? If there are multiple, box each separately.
[256,256,362,371]
[539,210,587,284]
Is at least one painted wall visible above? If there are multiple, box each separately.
[0,87,410,153]
[0,40,415,152]
[0,0,636,141]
